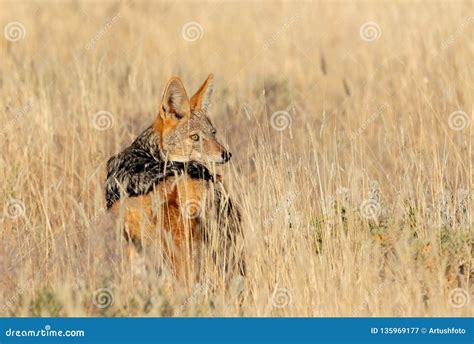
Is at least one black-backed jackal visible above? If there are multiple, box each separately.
[105,75,244,281]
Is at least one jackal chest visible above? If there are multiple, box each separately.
[118,176,211,247]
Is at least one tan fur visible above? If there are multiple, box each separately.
[114,175,209,280]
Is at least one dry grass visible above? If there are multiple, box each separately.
[0,0,472,317]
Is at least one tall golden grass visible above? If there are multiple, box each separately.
[0,0,472,317]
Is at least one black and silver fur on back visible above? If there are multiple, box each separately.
[105,126,213,208]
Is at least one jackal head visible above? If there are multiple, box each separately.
[153,74,232,165]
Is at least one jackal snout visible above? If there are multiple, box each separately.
[153,74,231,166]
[221,150,232,163]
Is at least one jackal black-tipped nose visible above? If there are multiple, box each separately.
[222,151,232,162]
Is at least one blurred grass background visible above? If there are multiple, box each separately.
[0,0,472,316]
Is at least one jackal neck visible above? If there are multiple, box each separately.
[132,126,165,161]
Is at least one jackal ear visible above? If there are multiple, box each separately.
[190,74,214,112]
[161,77,190,119]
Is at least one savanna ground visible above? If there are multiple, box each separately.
[0,0,472,317]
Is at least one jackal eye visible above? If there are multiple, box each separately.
[190,134,200,141]
[211,129,217,135]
